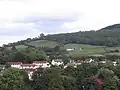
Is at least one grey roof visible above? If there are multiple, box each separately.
[53,59,63,62]
[0,65,5,69]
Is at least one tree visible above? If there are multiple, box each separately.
[32,67,64,90]
[32,68,49,90]
[11,46,17,52]
[13,52,26,62]
[97,68,118,90]
[61,55,70,65]
[62,77,77,90]
[0,68,30,90]
[12,48,47,63]
[48,77,64,90]
[102,78,118,90]
[40,33,45,39]
[54,45,60,52]
[81,78,100,90]
[63,66,76,76]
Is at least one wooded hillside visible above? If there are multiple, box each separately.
[5,24,120,47]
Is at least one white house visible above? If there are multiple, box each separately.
[51,59,64,66]
[88,59,94,63]
[66,48,75,51]
[80,48,82,51]
[0,65,5,71]
[8,61,51,80]
[33,61,51,68]
[20,64,37,69]
[8,62,22,69]
[64,63,77,69]
[73,60,82,66]
[24,69,36,80]
[113,61,117,66]
[99,61,106,64]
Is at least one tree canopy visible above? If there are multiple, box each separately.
[0,68,31,90]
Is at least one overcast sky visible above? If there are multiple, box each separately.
[0,0,120,46]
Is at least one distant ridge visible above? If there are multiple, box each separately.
[4,23,120,47]
[100,24,120,30]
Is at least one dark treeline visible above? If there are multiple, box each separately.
[45,29,120,47]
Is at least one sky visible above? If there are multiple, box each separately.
[0,0,120,46]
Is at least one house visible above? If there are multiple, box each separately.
[8,61,51,80]
[112,61,117,66]
[51,59,64,66]
[71,59,94,67]
[88,58,94,63]
[33,61,51,68]
[20,64,37,69]
[66,48,75,52]
[0,65,5,71]
[99,61,106,64]
[73,59,88,65]
[80,48,82,51]
[24,69,37,80]
[8,62,22,69]
[73,60,82,65]
[64,63,77,68]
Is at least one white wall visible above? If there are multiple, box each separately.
[11,64,21,69]
[51,60,63,66]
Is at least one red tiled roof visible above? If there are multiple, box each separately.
[21,64,36,67]
[87,76,104,88]
[8,62,22,65]
[74,60,85,63]
[33,61,47,63]
[96,79,103,87]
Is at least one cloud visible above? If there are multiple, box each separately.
[0,0,120,45]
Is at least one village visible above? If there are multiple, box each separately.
[0,57,118,80]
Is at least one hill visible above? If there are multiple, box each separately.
[100,24,120,30]
[44,30,120,47]
[3,23,120,59]
[7,40,120,57]
[4,23,120,48]
[6,40,59,50]
[28,40,58,48]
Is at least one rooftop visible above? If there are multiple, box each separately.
[33,61,48,63]
[8,62,22,65]
[53,59,63,62]
[0,65,5,69]
[21,64,36,67]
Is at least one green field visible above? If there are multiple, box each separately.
[8,40,120,57]
[7,40,58,50]
[28,40,58,48]
[15,45,27,49]
[7,45,27,50]
[64,44,120,57]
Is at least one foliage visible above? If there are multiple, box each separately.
[102,78,118,90]
[48,77,64,90]
[62,77,77,90]
[44,28,120,47]
[12,47,47,63]
[1,62,120,90]
[0,68,30,90]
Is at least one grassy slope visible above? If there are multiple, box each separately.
[28,40,58,48]
[15,45,28,49]
[64,44,105,57]
[10,40,58,49]
[9,40,120,57]
[64,44,120,57]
